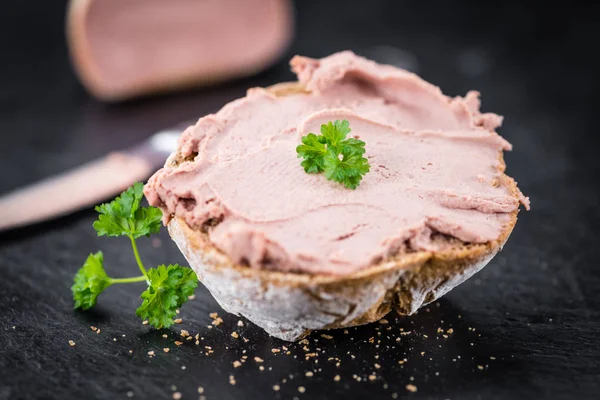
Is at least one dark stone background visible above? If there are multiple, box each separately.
[1,1,599,399]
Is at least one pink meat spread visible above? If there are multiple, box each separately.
[145,51,529,276]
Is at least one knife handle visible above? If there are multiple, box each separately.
[0,152,153,231]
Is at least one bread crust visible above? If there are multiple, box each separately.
[165,82,520,341]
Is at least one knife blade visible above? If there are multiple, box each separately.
[0,126,185,231]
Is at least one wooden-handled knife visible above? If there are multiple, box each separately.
[0,126,184,231]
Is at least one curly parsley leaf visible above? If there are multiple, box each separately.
[296,120,370,189]
[93,182,162,239]
[296,133,328,173]
[135,265,199,329]
[72,251,112,310]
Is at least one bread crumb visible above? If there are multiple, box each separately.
[490,356,496,360]
[90,326,97,332]
[298,386,306,393]
[374,363,381,369]
[229,375,236,385]
[237,320,244,327]
[391,393,398,399]
[334,375,341,382]
[147,351,155,357]
[174,341,183,346]
[254,357,264,363]
[368,374,377,381]
[163,348,170,353]
[406,384,417,392]
[162,334,168,338]
[477,365,484,370]
[172,392,182,400]
[447,328,454,334]
[142,320,149,325]
[259,366,265,371]
[209,312,219,319]
[212,317,224,326]
[68,340,76,347]
[231,332,239,339]
[243,337,249,343]
[188,294,195,300]
[175,309,180,314]
[233,361,242,368]
[379,319,389,325]
[180,330,190,338]
[272,348,281,353]
[197,387,204,394]
[305,371,314,377]
[321,334,334,339]
[173,318,183,324]
[272,384,280,391]
[186,336,193,341]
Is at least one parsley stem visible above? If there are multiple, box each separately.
[110,276,147,284]
[129,236,148,278]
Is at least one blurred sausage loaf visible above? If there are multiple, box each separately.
[67,0,293,101]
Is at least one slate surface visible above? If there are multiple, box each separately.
[1,1,599,399]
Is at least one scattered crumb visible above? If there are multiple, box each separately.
[254,357,264,363]
[272,348,280,353]
[273,385,280,391]
[369,374,377,381]
[162,334,168,339]
[212,317,224,326]
[172,393,181,400]
[175,309,180,314]
[233,361,242,368]
[321,334,334,339]
[186,336,193,341]
[477,365,484,370]
[334,375,341,382]
[391,393,398,399]
[197,387,204,394]
[188,294,196,300]
[181,366,186,370]
[180,330,190,338]
[174,341,183,346]
[490,356,496,360]
[447,328,454,334]
[174,318,183,324]
[163,348,170,353]
[90,326,98,332]
[237,320,244,327]
[379,319,389,325]
[142,320,149,325]
[298,386,306,393]
[68,340,76,347]
[229,375,236,385]
[374,363,381,369]
[147,351,155,357]
[243,337,249,343]
[209,312,219,319]
[406,384,417,393]
[129,350,133,354]
[305,371,314,377]
[231,332,239,339]
[259,366,265,371]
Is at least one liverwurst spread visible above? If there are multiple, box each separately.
[145,51,529,276]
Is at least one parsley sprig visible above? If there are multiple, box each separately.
[296,120,370,189]
[71,183,198,329]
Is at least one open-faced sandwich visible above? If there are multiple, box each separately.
[145,51,529,341]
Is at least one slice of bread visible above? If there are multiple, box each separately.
[162,82,521,341]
